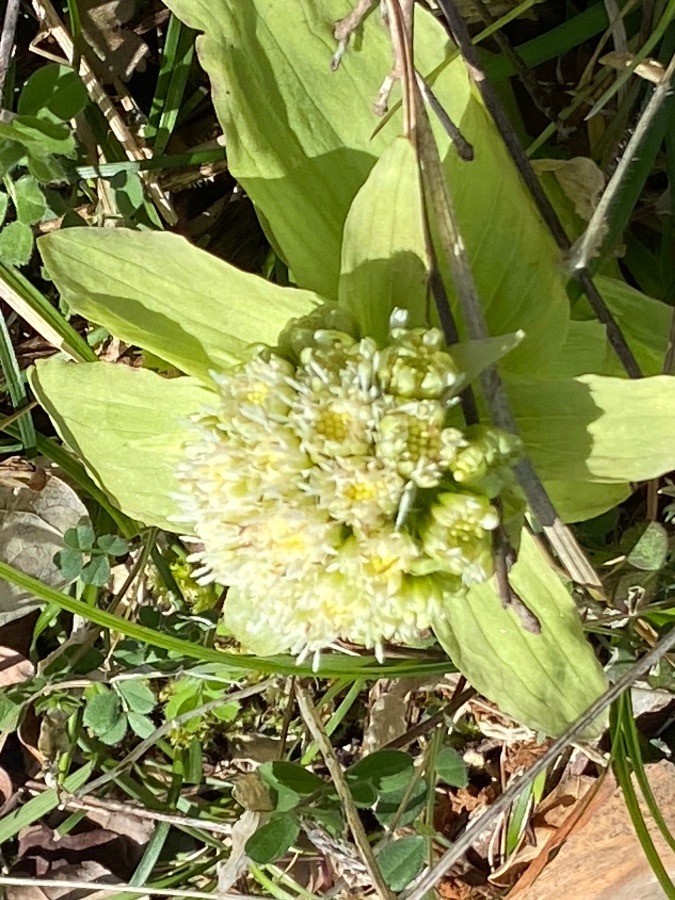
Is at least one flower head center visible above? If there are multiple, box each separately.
[175,320,520,660]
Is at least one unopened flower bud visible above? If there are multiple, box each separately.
[377,327,460,400]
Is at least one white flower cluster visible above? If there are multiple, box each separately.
[174,323,519,665]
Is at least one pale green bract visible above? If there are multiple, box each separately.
[172,323,518,665]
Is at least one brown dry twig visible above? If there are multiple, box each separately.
[295,682,396,900]
[29,0,177,225]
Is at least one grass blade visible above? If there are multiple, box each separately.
[145,15,195,155]
[611,702,675,899]
[618,693,675,853]
[0,308,35,448]
[0,261,96,362]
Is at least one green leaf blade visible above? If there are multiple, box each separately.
[433,530,608,737]
[435,747,468,788]
[83,689,121,737]
[0,221,34,267]
[117,680,156,715]
[30,359,212,529]
[18,64,89,124]
[377,836,426,892]
[508,374,675,488]
[245,814,300,864]
[339,137,430,341]
[38,229,321,380]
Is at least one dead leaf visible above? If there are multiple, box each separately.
[509,762,675,898]
[79,0,149,82]
[217,810,261,891]
[0,474,89,626]
[15,822,139,881]
[228,734,282,765]
[0,646,35,687]
[80,805,154,853]
[232,772,275,812]
[6,860,120,900]
[600,51,666,84]
[0,457,48,492]
[535,158,605,220]
[362,679,413,754]
[490,774,596,887]
[0,764,13,806]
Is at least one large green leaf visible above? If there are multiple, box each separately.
[590,276,671,377]
[433,529,607,736]
[539,320,609,379]
[30,359,211,529]
[163,0,408,297]
[166,0,569,374]
[339,137,429,341]
[508,374,675,486]
[435,95,569,374]
[544,480,631,523]
[39,229,320,381]
[537,276,671,381]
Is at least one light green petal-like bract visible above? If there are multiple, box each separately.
[433,529,607,737]
[39,229,321,382]
[30,358,212,529]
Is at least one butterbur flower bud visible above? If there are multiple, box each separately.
[174,322,520,663]
[451,425,523,495]
[421,492,499,584]
[377,327,461,399]
[376,401,466,488]
[276,303,358,363]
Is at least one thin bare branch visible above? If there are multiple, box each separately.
[24,785,234,836]
[0,0,20,99]
[409,24,601,587]
[434,0,642,379]
[295,683,395,900]
[569,53,675,273]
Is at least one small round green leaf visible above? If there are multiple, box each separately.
[375,779,428,828]
[116,680,156,715]
[348,779,379,809]
[27,153,67,184]
[0,221,34,267]
[14,175,47,225]
[98,714,129,746]
[80,555,111,587]
[346,750,414,794]
[435,747,468,788]
[64,524,96,551]
[625,522,669,571]
[127,711,155,738]
[0,116,75,159]
[96,534,129,557]
[83,689,120,737]
[53,547,84,582]
[377,836,426,891]
[0,142,26,178]
[259,761,325,796]
[18,64,88,123]
[245,814,300,864]
[0,695,22,733]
